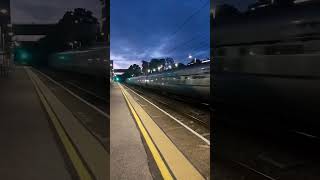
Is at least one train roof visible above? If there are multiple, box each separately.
[53,46,108,55]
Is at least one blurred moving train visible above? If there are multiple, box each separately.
[126,62,210,102]
[213,0,320,128]
[48,46,109,79]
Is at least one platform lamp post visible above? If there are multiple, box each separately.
[0,6,12,76]
[0,8,9,50]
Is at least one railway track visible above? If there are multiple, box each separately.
[126,84,210,128]
[35,68,108,114]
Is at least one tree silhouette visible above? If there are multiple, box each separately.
[58,8,99,48]
[35,8,100,65]
[38,8,99,53]
[123,64,142,79]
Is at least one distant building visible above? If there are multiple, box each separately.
[0,0,12,66]
[114,69,126,76]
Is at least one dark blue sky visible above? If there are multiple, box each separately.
[111,0,210,69]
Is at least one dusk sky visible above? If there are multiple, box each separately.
[9,0,210,69]
[111,0,210,69]
[11,0,101,23]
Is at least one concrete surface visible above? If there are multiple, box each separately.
[0,66,72,180]
[110,83,153,180]
[27,67,109,180]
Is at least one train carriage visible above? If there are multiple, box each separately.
[127,62,210,102]
[213,0,320,130]
[48,46,109,78]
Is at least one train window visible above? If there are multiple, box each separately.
[264,44,304,55]
[192,75,206,79]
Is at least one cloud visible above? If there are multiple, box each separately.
[11,0,101,23]
[110,0,210,68]
[111,52,141,69]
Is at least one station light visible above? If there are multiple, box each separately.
[0,9,8,15]
[114,76,120,82]
[15,48,31,64]
[59,55,66,60]
[21,52,28,60]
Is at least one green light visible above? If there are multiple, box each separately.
[21,52,28,60]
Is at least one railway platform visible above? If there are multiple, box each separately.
[0,66,72,179]
[110,82,210,179]
[0,66,108,180]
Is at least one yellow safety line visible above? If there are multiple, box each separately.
[119,84,174,180]
[26,68,93,180]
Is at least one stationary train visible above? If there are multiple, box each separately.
[213,1,320,128]
[126,62,210,102]
[48,46,109,78]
